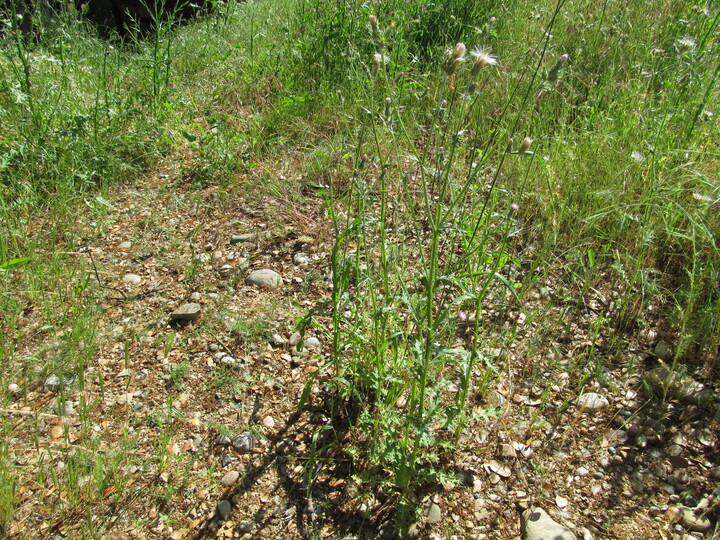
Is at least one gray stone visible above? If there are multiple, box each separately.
[216,499,232,520]
[190,292,202,302]
[577,392,609,412]
[43,374,75,393]
[122,273,142,285]
[426,503,442,524]
[305,337,321,350]
[215,434,232,447]
[246,269,282,289]
[522,507,576,540]
[221,454,237,467]
[270,333,286,346]
[654,341,674,362]
[231,232,266,244]
[293,253,310,266]
[170,303,201,322]
[233,432,255,452]
[221,470,240,487]
[238,521,253,533]
[117,241,132,249]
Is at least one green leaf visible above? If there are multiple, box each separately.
[0,257,32,271]
[94,195,114,208]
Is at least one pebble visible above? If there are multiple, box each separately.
[521,507,576,540]
[654,341,674,362]
[246,269,283,289]
[221,470,240,487]
[190,292,201,302]
[7,383,20,395]
[221,454,237,467]
[238,521,253,533]
[231,232,265,244]
[304,337,321,350]
[263,416,276,429]
[270,333,286,346]
[117,241,132,249]
[122,273,142,285]
[293,253,310,266]
[43,374,75,393]
[215,434,231,446]
[426,503,442,524]
[233,432,255,452]
[679,506,712,532]
[216,500,232,520]
[576,392,609,412]
[170,303,202,322]
[575,467,590,477]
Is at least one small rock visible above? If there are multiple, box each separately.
[270,333,286,346]
[171,303,202,322]
[522,507,576,540]
[304,337,321,350]
[117,241,132,249]
[238,521,253,533]
[43,374,75,393]
[221,470,240,487]
[575,466,590,477]
[221,454,237,467]
[246,269,282,289]
[679,506,712,532]
[216,500,232,520]
[215,434,232,447]
[122,273,142,285]
[293,253,310,266]
[426,503,442,524]
[654,341,674,362]
[190,292,202,302]
[7,383,20,395]
[233,432,254,452]
[231,232,265,244]
[289,332,302,347]
[577,392,609,412]
[263,416,275,429]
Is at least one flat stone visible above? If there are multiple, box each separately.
[117,241,132,249]
[262,416,275,429]
[246,269,282,289]
[190,292,201,302]
[426,503,442,524]
[679,506,712,532]
[43,374,75,393]
[270,333,286,346]
[171,303,201,322]
[216,500,232,520]
[304,337,321,350]
[522,507,576,540]
[221,470,240,487]
[577,392,609,412]
[293,253,310,266]
[654,341,674,362]
[231,232,266,244]
[122,273,142,285]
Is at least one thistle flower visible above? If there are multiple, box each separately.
[470,47,498,76]
[558,53,569,64]
[458,310,468,323]
[444,42,467,74]
[511,202,520,211]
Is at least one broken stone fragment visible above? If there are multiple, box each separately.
[170,303,202,322]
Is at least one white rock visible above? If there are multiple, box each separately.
[522,507,576,540]
[122,273,142,285]
[7,383,20,395]
[246,269,283,289]
[263,416,276,429]
[577,392,609,412]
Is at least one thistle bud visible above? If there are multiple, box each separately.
[444,42,467,74]
[519,137,533,154]
[558,53,569,64]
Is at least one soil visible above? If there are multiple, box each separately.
[3,151,719,539]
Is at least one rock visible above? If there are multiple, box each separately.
[221,454,237,467]
[262,416,275,429]
[43,374,75,393]
[216,500,232,520]
[654,341,674,362]
[577,392,609,412]
[231,232,267,244]
[522,507,576,540]
[215,434,231,446]
[238,521,253,533]
[233,432,254,452]
[289,332,302,347]
[246,269,282,289]
[170,303,202,322]
[487,390,509,414]
[304,337,321,350]
[117,241,132,249]
[221,470,240,487]
[679,506,712,532]
[122,273,142,285]
[270,333,286,346]
[293,253,310,266]
[646,366,714,405]
[7,383,20,395]
[190,292,201,302]
[426,503,442,524]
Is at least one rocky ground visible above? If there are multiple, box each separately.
[2,153,719,539]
